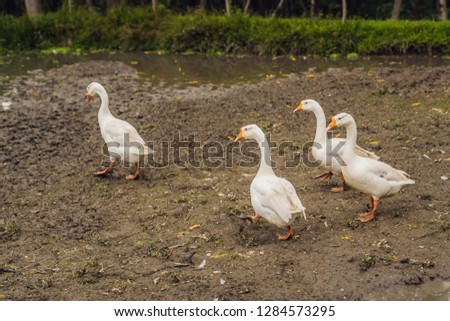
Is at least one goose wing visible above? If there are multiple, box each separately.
[102,119,153,154]
[252,176,306,224]
[364,159,414,184]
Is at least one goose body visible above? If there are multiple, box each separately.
[250,175,306,228]
[327,113,415,222]
[86,82,152,180]
[235,124,306,240]
[294,99,379,192]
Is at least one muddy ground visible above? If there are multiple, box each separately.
[1,59,449,300]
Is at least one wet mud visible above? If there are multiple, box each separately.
[1,60,449,300]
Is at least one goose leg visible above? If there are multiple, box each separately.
[236,214,261,223]
[357,197,378,222]
[237,214,261,223]
[331,176,347,193]
[95,160,115,176]
[314,171,333,181]
[126,163,140,180]
[276,225,293,240]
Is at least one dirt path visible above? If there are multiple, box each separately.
[1,60,449,300]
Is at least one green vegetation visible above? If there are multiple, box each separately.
[2,219,21,239]
[360,253,376,271]
[1,8,449,55]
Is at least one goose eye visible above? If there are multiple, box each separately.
[244,128,248,131]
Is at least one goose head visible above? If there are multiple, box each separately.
[86,82,104,102]
[294,99,321,113]
[326,112,354,131]
[234,124,264,142]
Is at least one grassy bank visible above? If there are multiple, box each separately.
[1,8,449,55]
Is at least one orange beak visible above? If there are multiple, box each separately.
[326,117,337,131]
[294,102,303,113]
[234,129,244,142]
[86,93,93,102]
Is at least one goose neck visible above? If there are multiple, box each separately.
[255,133,275,176]
[312,106,327,144]
[96,87,112,122]
[344,121,357,154]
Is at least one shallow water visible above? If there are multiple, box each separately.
[1,52,449,96]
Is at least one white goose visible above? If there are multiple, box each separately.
[86,82,152,180]
[294,99,379,192]
[235,124,306,240]
[326,113,415,222]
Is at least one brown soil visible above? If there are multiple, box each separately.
[1,60,449,300]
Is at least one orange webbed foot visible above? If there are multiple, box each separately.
[356,199,378,222]
[356,212,376,222]
[95,161,115,176]
[126,164,139,180]
[276,225,293,241]
[331,186,345,193]
[314,171,333,181]
[95,168,112,176]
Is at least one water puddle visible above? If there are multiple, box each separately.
[365,279,450,300]
[1,52,449,96]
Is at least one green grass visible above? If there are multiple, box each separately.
[1,220,21,239]
[1,8,449,55]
